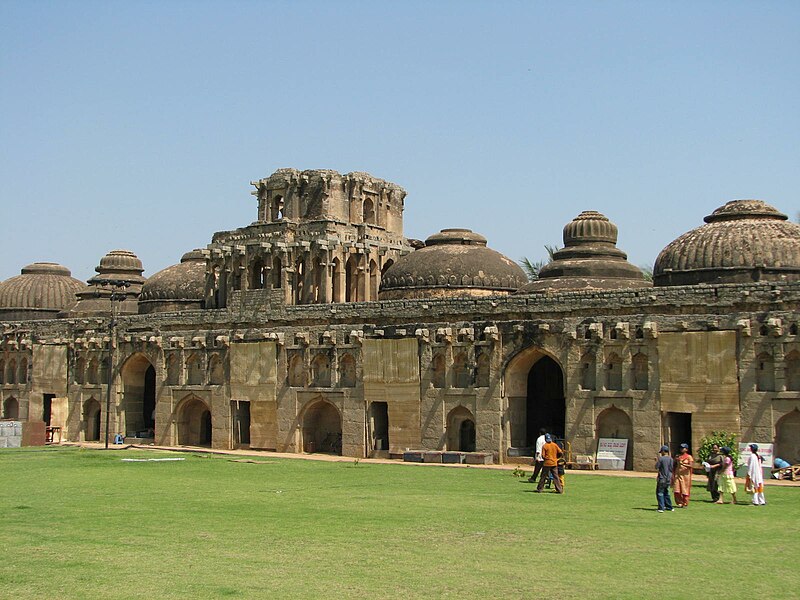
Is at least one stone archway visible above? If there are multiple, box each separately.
[119,353,157,438]
[176,396,212,447]
[504,347,566,450]
[596,406,634,470]
[774,410,800,464]
[447,406,476,452]
[301,399,342,455]
[83,398,102,441]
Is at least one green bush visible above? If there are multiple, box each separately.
[697,431,739,467]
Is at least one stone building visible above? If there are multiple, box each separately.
[1,168,799,471]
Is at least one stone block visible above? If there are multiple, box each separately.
[441,451,464,464]
[464,452,493,465]
[423,451,443,463]
[22,421,46,447]
[403,451,424,462]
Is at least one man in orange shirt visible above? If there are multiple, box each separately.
[535,434,564,494]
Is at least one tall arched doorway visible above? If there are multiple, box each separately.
[774,410,800,464]
[301,399,342,455]
[83,398,102,441]
[527,356,565,440]
[596,406,634,470]
[177,396,212,447]
[447,406,476,452]
[120,353,156,438]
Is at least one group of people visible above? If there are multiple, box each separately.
[527,428,564,493]
[656,442,767,512]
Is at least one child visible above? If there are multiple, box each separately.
[715,446,738,504]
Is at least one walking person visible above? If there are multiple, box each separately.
[655,445,674,512]
[527,428,547,483]
[673,443,694,507]
[746,443,766,506]
[706,443,723,502]
[716,446,738,505]
[535,434,563,494]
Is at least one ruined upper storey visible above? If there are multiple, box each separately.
[248,169,406,237]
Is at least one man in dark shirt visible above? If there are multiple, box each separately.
[706,443,723,502]
[656,445,675,512]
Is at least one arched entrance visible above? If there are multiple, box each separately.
[505,348,566,450]
[83,398,102,441]
[774,410,800,464]
[447,406,476,452]
[177,396,212,447]
[120,353,156,438]
[527,356,565,440]
[301,399,342,455]
[596,406,634,470]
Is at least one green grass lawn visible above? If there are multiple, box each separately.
[1,447,798,599]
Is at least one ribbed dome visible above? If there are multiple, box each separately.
[90,249,145,285]
[0,262,86,320]
[379,228,526,300]
[66,249,146,317]
[519,211,650,293]
[138,250,206,314]
[654,200,800,286]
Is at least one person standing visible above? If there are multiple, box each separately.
[706,443,723,502]
[527,428,547,483]
[656,445,675,512]
[673,443,694,507]
[535,434,563,494]
[746,443,766,506]
[716,446,738,505]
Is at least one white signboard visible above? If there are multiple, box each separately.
[597,438,628,470]
[738,443,774,468]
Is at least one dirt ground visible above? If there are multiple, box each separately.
[60,441,799,487]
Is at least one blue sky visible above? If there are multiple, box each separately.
[1,1,798,283]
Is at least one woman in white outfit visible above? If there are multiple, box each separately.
[746,443,766,506]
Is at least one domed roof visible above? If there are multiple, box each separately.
[67,249,146,317]
[138,250,206,313]
[519,211,650,293]
[654,200,800,286]
[379,228,527,300]
[0,262,86,319]
[89,249,146,286]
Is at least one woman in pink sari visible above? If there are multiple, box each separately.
[673,443,694,507]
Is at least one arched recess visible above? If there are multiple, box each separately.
[301,399,342,455]
[774,410,800,464]
[504,347,565,448]
[784,350,800,391]
[294,257,306,304]
[186,353,204,386]
[313,257,324,304]
[632,353,648,390]
[756,352,775,391]
[74,357,86,384]
[475,353,490,388]
[580,352,596,390]
[310,353,331,387]
[3,396,19,420]
[176,395,212,447]
[6,359,16,384]
[0,359,5,384]
[331,257,343,303]
[452,352,470,388]
[83,398,102,441]
[369,259,379,301]
[596,406,634,470]
[250,257,265,290]
[605,353,622,391]
[208,354,224,385]
[339,354,356,387]
[345,255,360,302]
[119,353,157,437]
[86,358,99,385]
[18,357,28,383]
[447,406,476,452]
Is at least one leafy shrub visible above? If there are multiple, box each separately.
[697,431,739,467]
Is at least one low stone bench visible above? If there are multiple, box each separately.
[464,452,493,465]
[423,451,443,463]
[402,451,425,463]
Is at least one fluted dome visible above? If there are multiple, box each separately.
[654,200,800,286]
[138,250,206,314]
[519,211,650,293]
[379,228,527,300]
[66,249,146,317]
[0,262,86,320]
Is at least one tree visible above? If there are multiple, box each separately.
[520,245,558,281]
